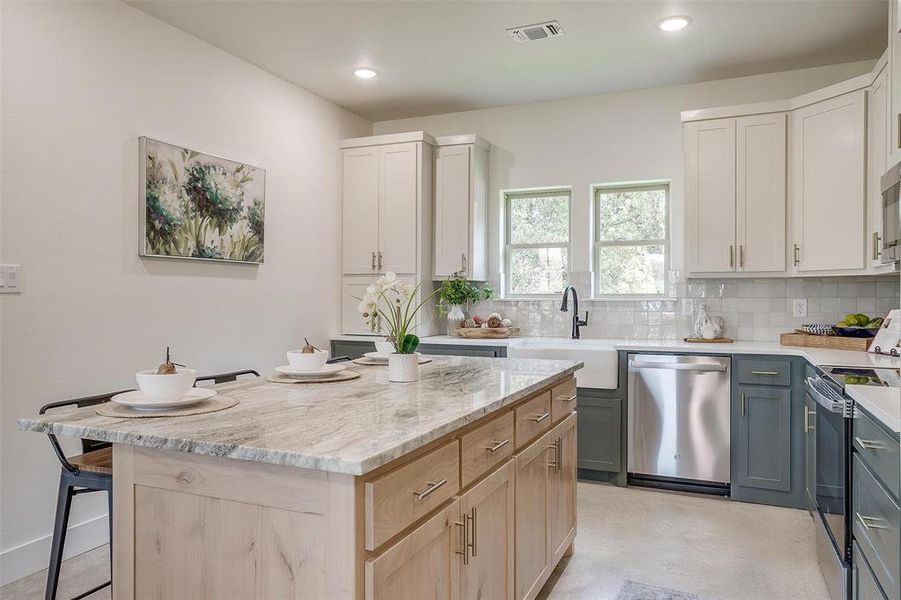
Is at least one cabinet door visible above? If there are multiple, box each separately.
[684,118,736,273]
[734,386,792,492]
[736,113,786,272]
[378,143,418,274]
[804,392,817,510]
[547,414,577,566]
[514,435,550,600]
[869,69,890,269]
[434,145,471,278]
[365,500,460,600]
[458,461,514,600]
[791,91,866,272]
[342,276,375,335]
[343,147,381,275]
[576,396,622,473]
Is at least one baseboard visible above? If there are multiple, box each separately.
[0,513,109,587]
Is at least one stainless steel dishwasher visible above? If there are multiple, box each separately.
[628,353,732,492]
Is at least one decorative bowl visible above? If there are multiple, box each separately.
[832,326,878,338]
[286,348,329,370]
[374,340,395,354]
[135,368,197,402]
[800,324,835,336]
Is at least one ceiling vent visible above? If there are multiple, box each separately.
[507,21,564,43]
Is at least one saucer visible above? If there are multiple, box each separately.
[274,364,347,378]
[111,388,217,410]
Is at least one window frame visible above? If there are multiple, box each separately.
[592,181,671,300]
[502,186,572,299]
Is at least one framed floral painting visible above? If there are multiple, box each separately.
[139,137,265,263]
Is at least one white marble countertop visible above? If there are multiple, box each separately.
[847,385,901,433]
[17,356,581,476]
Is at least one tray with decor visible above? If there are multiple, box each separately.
[456,327,520,339]
[780,331,871,352]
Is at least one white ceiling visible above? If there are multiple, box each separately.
[129,0,887,122]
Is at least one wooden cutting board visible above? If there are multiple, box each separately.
[780,332,870,352]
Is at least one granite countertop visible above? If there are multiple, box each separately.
[17,356,581,476]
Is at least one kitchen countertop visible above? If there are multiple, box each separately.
[847,385,901,433]
[17,356,581,476]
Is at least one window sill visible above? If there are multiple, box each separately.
[494,296,561,302]
[587,296,677,302]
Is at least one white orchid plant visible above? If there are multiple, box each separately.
[357,272,437,354]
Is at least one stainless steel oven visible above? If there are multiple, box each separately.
[879,161,901,264]
[806,370,854,600]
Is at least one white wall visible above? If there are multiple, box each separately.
[0,0,370,584]
[373,60,876,282]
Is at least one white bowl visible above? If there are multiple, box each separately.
[375,340,395,354]
[135,368,197,402]
[287,348,329,370]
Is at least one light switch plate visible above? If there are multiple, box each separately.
[0,264,22,293]
[792,298,807,318]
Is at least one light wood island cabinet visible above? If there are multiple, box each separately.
[96,366,580,600]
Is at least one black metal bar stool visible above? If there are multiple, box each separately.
[39,390,131,600]
[194,369,260,386]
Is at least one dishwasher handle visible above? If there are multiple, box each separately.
[630,362,728,372]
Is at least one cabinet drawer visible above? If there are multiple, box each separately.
[855,409,901,500]
[460,411,515,487]
[853,454,900,600]
[854,541,890,600]
[551,378,578,422]
[736,359,792,386]
[515,392,552,448]
[364,440,460,551]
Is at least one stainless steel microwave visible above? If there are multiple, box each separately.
[880,161,901,264]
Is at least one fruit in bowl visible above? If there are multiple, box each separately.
[833,314,883,338]
[287,338,328,370]
[137,348,195,401]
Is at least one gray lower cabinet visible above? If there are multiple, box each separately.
[730,355,807,509]
[576,392,622,474]
[734,385,792,491]
[853,449,900,600]
[854,541,890,600]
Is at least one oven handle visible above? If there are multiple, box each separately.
[805,377,849,414]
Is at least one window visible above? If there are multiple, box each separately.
[504,188,570,296]
[594,182,669,297]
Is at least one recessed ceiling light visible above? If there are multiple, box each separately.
[657,16,691,32]
[353,68,378,79]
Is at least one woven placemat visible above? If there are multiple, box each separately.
[352,357,433,366]
[265,370,361,384]
[95,395,238,418]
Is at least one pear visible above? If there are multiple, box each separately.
[302,338,318,354]
[157,346,177,375]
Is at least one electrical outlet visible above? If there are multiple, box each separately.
[792,298,807,318]
[0,264,21,293]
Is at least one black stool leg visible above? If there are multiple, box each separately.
[107,488,113,576]
[45,473,74,600]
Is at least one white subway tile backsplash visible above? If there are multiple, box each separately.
[470,275,898,342]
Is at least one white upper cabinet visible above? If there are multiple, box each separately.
[433,135,490,281]
[868,66,891,270]
[342,147,380,274]
[790,90,866,273]
[684,118,737,273]
[378,143,418,274]
[736,113,786,273]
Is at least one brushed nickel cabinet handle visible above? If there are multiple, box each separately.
[562,394,577,403]
[455,520,469,565]
[751,371,780,376]
[485,439,510,454]
[371,251,376,270]
[470,508,478,557]
[556,437,563,473]
[547,441,557,470]
[377,251,383,271]
[530,412,550,423]
[740,392,746,417]
[855,437,886,451]
[413,479,447,500]
[461,253,467,272]
[793,243,800,266]
[873,232,882,260]
[729,245,734,268]
[804,405,816,433]
[857,513,889,530]
[739,245,744,268]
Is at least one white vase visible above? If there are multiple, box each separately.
[447,305,465,336]
[388,353,420,382]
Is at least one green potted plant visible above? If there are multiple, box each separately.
[436,275,494,335]
[357,272,438,382]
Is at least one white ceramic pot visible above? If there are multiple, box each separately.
[375,340,395,354]
[388,353,420,383]
[287,348,329,370]
[136,368,196,402]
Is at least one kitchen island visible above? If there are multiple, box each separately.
[19,355,582,600]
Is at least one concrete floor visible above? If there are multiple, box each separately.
[1,482,828,600]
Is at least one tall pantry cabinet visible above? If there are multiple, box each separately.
[340,132,438,336]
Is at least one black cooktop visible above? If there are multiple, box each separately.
[822,366,901,388]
